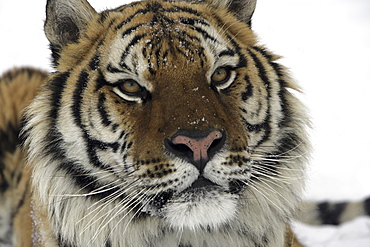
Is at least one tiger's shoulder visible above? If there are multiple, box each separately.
[0,67,47,246]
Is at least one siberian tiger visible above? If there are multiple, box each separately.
[0,0,369,246]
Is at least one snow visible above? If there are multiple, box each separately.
[1,0,370,246]
[294,217,370,247]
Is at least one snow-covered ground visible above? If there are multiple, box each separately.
[1,0,369,246]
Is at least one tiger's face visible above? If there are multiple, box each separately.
[25,0,308,243]
[64,2,256,230]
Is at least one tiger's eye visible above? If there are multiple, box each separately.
[119,79,142,94]
[211,67,231,84]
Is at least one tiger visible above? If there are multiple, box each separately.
[0,68,47,247]
[0,0,369,246]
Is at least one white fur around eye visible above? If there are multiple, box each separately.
[113,87,143,103]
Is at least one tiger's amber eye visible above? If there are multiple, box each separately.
[119,79,142,94]
[211,67,230,84]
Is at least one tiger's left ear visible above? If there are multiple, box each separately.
[206,0,257,25]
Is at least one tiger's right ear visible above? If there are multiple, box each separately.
[44,0,97,65]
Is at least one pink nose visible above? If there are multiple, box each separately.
[172,130,223,162]
[165,129,225,172]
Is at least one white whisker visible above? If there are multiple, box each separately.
[80,179,142,232]
[249,174,294,208]
[247,181,283,213]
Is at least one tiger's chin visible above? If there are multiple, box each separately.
[163,190,239,230]
[142,186,239,231]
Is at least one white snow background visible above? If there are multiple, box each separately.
[1,0,370,246]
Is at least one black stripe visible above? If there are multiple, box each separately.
[146,2,163,12]
[120,140,128,154]
[218,49,236,58]
[318,202,347,225]
[119,130,126,141]
[71,71,118,170]
[43,128,65,162]
[107,64,125,74]
[192,26,217,43]
[49,44,62,68]
[126,33,146,51]
[72,71,89,129]
[0,125,20,189]
[241,115,264,133]
[224,34,246,68]
[89,54,100,71]
[59,160,100,191]
[120,33,147,68]
[241,75,253,101]
[179,17,209,27]
[121,24,144,38]
[11,180,29,219]
[245,122,266,133]
[0,169,9,192]
[151,15,170,26]
[85,137,119,169]
[99,11,110,24]
[57,235,74,247]
[98,93,113,127]
[248,49,271,87]
[163,6,202,17]
[142,46,148,58]
[127,141,133,149]
[57,159,121,202]
[265,55,302,156]
[0,67,46,85]
[252,46,275,61]
[119,62,132,72]
[175,47,193,60]
[247,48,272,147]
[112,124,119,132]
[41,72,70,161]
[95,70,109,91]
[105,239,112,247]
[275,88,290,129]
[364,197,370,216]
[155,46,163,68]
[276,132,302,157]
[48,72,70,120]
[0,69,15,83]
[176,32,201,44]
[116,9,151,30]
[88,138,120,154]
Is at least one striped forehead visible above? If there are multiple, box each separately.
[104,2,240,84]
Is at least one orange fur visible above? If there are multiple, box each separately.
[0,68,47,246]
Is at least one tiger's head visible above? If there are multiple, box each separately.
[23,0,309,245]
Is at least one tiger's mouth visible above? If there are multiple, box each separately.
[186,176,217,190]
[142,175,246,215]
[143,176,218,212]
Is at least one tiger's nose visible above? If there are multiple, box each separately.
[164,129,225,173]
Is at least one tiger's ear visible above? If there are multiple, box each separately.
[207,0,257,24]
[44,0,97,64]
